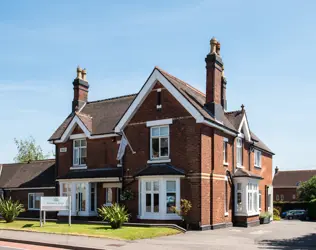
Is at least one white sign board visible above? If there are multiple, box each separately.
[40,196,71,227]
[60,147,67,153]
[41,197,69,211]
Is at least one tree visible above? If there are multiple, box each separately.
[14,136,46,163]
[298,176,316,201]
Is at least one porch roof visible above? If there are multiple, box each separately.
[57,167,122,180]
[135,163,185,177]
[233,168,263,180]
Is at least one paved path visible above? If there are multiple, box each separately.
[0,220,315,249]
[0,240,64,250]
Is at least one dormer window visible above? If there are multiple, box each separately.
[73,139,87,166]
[150,126,169,160]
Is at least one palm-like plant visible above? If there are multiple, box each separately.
[98,203,129,229]
[0,198,25,223]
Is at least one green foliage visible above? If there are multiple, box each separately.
[259,212,271,219]
[171,199,192,221]
[308,198,316,219]
[120,189,134,201]
[98,203,129,229]
[14,136,47,163]
[273,207,280,217]
[298,176,316,201]
[0,198,25,223]
[273,214,281,221]
[274,201,309,213]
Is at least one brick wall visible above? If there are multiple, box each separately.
[274,188,297,201]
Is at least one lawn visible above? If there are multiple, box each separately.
[0,220,180,240]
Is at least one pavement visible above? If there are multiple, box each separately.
[0,220,315,250]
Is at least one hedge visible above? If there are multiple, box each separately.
[308,199,316,219]
[273,201,309,213]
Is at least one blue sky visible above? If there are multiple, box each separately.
[0,0,315,170]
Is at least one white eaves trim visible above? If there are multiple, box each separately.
[114,68,238,137]
[146,118,173,127]
[54,115,118,143]
[238,114,252,142]
[3,187,55,191]
[56,177,120,183]
[115,69,205,133]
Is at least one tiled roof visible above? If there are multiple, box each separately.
[233,168,263,179]
[57,167,121,180]
[0,159,56,188]
[135,163,185,177]
[49,67,272,154]
[273,170,316,187]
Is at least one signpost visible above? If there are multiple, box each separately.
[40,196,71,227]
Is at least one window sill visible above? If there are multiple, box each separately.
[236,165,244,169]
[117,164,122,168]
[223,162,229,166]
[28,208,40,211]
[147,159,171,164]
[103,203,113,207]
[254,165,262,169]
[138,214,181,220]
[70,165,87,170]
[224,212,229,217]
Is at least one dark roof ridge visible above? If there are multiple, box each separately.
[87,93,137,104]
[1,159,55,166]
[277,169,316,172]
[225,110,242,115]
[155,66,206,98]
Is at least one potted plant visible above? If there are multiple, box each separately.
[171,199,192,230]
[259,212,272,224]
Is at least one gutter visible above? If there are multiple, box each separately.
[202,119,238,137]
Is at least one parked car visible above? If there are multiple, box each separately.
[286,210,306,220]
[281,211,288,218]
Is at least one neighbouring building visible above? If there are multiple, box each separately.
[273,167,316,202]
[0,159,56,218]
[49,37,274,229]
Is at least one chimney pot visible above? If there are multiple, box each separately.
[77,66,82,79]
[216,42,221,56]
[275,166,279,174]
[210,37,218,54]
[82,68,87,81]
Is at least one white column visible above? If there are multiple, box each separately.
[85,182,90,215]
[160,178,165,217]
[71,183,76,215]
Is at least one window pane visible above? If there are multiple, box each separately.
[160,127,169,136]
[152,138,159,158]
[81,184,86,211]
[237,183,242,191]
[80,139,87,147]
[151,127,160,136]
[106,188,113,204]
[74,140,80,147]
[146,194,151,212]
[153,181,159,191]
[237,192,242,212]
[74,148,79,165]
[29,194,34,209]
[160,138,169,157]
[146,182,151,192]
[80,148,87,164]
[166,181,176,192]
[153,194,159,212]
[167,193,176,213]
[254,192,258,212]
[259,191,262,209]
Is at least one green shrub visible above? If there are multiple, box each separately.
[273,214,281,221]
[98,203,129,229]
[0,198,25,223]
[259,212,271,219]
[273,208,280,217]
[308,198,316,220]
[171,199,192,221]
[274,201,309,213]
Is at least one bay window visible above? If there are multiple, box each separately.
[73,139,87,166]
[28,193,43,210]
[236,138,243,167]
[150,126,169,159]
[234,178,260,216]
[139,177,181,220]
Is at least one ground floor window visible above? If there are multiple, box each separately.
[28,193,43,210]
[138,177,181,220]
[234,178,260,216]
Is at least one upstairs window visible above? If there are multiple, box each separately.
[223,138,228,165]
[150,126,169,159]
[73,139,87,166]
[254,150,261,168]
[236,138,243,167]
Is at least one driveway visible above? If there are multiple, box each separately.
[127,220,316,250]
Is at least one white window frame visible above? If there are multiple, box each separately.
[236,137,243,168]
[234,178,259,216]
[28,192,44,210]
[73,139,87,167]
[150,126,170,160]
[223,138,229,166]
[224,177,228,216]
[276,194,279,201]
[280,194,284,201]
[61,183,71,197]
[259,190,262,211]
[138,176,181,220]
[105,187,113,206]
[254,150,261,168]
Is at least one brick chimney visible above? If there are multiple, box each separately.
[205,37,225,120]
[72,66,89,112]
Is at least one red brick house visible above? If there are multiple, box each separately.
[49,38,274,229]
[0,159,56,218]
[273,167,316,201]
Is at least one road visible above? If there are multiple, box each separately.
[0,241,64,250]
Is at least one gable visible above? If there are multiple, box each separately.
[129,82,192,124]
[72,125,84,135]
[115,68,205,133]
[238,114,251,141]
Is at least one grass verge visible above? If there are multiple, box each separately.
[0,220,181,240]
